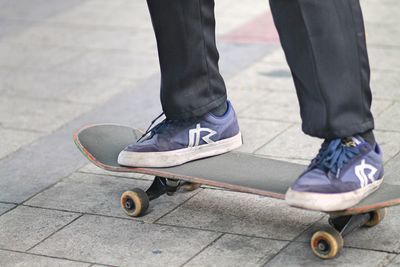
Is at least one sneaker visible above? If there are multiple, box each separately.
[118,101,242,167]
[285,136,384,211]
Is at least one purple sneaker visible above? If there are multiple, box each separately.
[118,101,242,167]
[286,136,384,211]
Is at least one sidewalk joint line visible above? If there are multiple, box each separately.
[180,233,225,267]
[0,247,116,267]
[26,214,84,252]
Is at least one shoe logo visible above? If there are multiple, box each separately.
[355,160,378,187]
[188,124,216,148]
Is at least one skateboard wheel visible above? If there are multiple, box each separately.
[364,208,387,227]
[120,188,149,217]
[181,182,201,192]
[311,227,343,259]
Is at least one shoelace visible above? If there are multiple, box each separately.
[311,138,361,178]
[137,113,193,143]
[137,112,165,143]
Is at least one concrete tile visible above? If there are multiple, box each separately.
[51,46,158,80]
[375,130,400,163]
[388,255,400,267]
[0,42,84,71]
[371,70,400,101]
[384,153,400,185]
[26,172,198,222]
[375,102,400,132]
[0,128,42,159]
[158,189,323,240]
[78,163,147,179]
[0,0,150,28]
[0,203,15,215]
[227,54,294,93]
[186,234,287,267]
[228,88,271,114]
[0,206,79,251]
[0,20,155,51]
[362,0,400,26]
[369,47,400,72]
[256,124,321,161]
[1,68,139,105]
[0,250,89,267]
[0,96,92,132]
[215,1,272,35]
[366,23,400,48]
[239,91,302,123]
[372,99,395,117]
[236,118,291,153]
[297,206,400,253]
[266,242,395,267]
[31,215,220,267]
[259,49,288,66]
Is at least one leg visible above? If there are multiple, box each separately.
[147,0,227,120]
[118,0,242,167]
[269,0,373,139]
[270,0,384,211]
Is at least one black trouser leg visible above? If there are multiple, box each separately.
[147,0,227,120]
[269,0,374,139]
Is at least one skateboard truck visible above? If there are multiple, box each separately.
[310,209,387,259]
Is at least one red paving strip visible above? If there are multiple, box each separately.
[219,12,279,44]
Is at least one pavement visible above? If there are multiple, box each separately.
[0,0,399,266]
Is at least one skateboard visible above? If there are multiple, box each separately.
[74,124,400,259]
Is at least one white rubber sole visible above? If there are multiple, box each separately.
[118,132,242,168]
[285,178,384,212]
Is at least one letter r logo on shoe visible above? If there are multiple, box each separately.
[188,124,216,148]
[355,159,378,187]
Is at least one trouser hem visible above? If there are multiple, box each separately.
[302,120,374,139]
[164,94,227,120]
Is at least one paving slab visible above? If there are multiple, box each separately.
[371,70,400,101]
[227,54,294,93]
[388,255,400,267]
[0,96,92,132]
[0,127,42,160]
[186,234,287,267]
[30,214,220,267]
[78,163,147,179]
[0,250,89,267]
[0,206,80,251]
[0,203,15,215]
[0,42,84,70]
[375,102,400,132]
[362,0,400,26]
[368,47,400,72]
[158,189,323,240]
[0,68,139,105]
[30,47,158,80]
[236,118,291,153]
[0,17,155,51]
[238,90,302,123]
[374,130,400,163]
[265,242,395,267]
[215,1,271,34]
[384,154,400,185]
[228,87,272,114]
[255,124,321,161]
[296,206,400,253]
[26,172,199,222]
[365,23,400,48]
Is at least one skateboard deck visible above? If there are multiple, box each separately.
[74,124,400,259]
[74,124,400,216]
